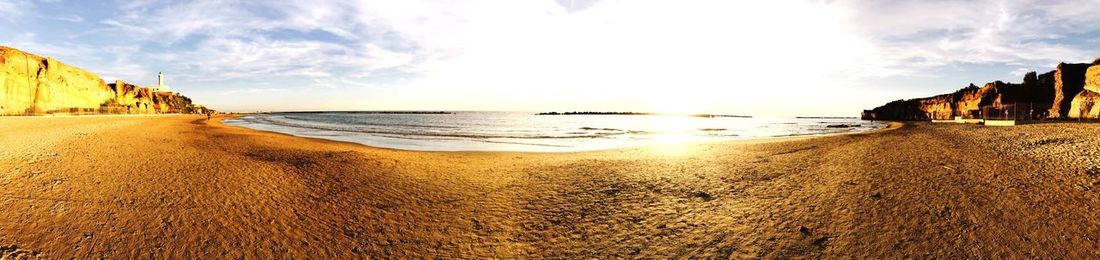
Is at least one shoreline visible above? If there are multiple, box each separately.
[219,114,896,154]
[2,115,1097,258]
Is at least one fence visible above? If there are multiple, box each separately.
[979,103,1045,122]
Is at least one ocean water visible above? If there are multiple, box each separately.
[224,111,885,152]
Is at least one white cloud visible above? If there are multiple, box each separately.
[54,15,83,23]
[156,36,414,83]
[836,0,1098,75]
[343,1,881,114]
[217,88,289,96]
[1010,67,1035,78]
[79,0,891,114]
[12,0,1100,115]
[94,45,149,84]
[107,0,256,42]
[0,0,31,22]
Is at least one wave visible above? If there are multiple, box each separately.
[236,115,641,139]
[579,127,622,131]
[225,113,887,152]
[281,115,462,129]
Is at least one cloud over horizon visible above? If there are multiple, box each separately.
[3,0,1100,115]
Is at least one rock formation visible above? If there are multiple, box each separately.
[863,58,1100,121]
[1048,63,1091,118]
[863,80,1043,121]
[1067,62,1100,118]
[0,45,207,115]
[0,46,113,115]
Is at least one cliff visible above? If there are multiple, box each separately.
[0,46,114,115]
[1067,62,1100,118]
[1048,63,1091,118]
[863,80,1043,121]
[0,45,207,115]
[863,59,1100,121]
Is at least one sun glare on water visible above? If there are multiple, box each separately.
[650,115,698,149]
[644,95,705,148]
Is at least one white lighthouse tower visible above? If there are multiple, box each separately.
[151,71,172,92]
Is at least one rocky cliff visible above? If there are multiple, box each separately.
[1048,63,1091,118]
[863,59,1100,121]
[1068,64,1100,118]
[0,45,206,115]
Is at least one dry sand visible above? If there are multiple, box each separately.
[1,115,1099,258]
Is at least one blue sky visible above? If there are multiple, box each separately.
[3,0,1100,116]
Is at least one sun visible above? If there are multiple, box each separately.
[644,96,703,148]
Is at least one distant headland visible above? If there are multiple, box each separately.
[863,57,1100,121]
[536,111,752,118]
[0,45,211,116]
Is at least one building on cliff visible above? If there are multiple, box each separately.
[0,45,204,115]
[149,71,171,93]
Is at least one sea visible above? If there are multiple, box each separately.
[223,111,885,152]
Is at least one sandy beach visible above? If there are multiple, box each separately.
[2,115,1100,258]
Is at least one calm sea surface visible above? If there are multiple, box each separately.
[224,111,884,152]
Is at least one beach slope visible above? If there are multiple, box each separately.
[1,115,1099,258]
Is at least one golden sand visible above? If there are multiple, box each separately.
[1,115,1099,258]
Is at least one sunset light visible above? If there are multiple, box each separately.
[6,0,1100,258]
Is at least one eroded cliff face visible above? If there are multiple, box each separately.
[863,60,1093,121]
[0,46,203,115]
[863,80,1042,121]
[1068,65,1100,118]
[1048,63,1092,118]
[0,46,115,115]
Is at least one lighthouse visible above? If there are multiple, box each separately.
[151,71,171,92]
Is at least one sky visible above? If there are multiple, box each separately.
[3,0,1100,116]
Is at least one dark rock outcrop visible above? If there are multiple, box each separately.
[1048,63,1091,118]
[1068,64,1100,118]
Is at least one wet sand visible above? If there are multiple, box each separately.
[1,115,1099,258]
